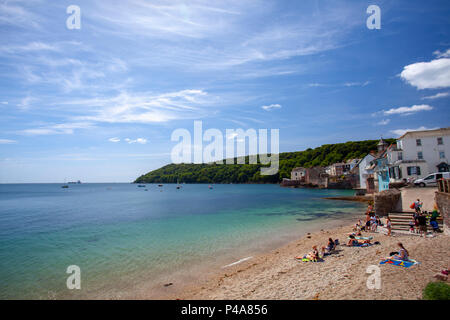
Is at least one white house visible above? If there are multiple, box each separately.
[388,127,450,182]
[358,153,376,189]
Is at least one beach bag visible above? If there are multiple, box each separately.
[410,203,415,209]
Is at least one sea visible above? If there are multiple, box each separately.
[0,183,366,299]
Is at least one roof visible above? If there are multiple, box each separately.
[398,127,450,140]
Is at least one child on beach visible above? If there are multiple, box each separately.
[386,217,392,236]
[414,199,423,214]
[409,219,415,233]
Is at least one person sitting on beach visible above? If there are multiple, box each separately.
[417,213,428,237]
[392,243,409,261]
[326,238,335,253]
[302,246,320,261]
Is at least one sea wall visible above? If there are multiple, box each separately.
[374,189,401,216]
[435,192,450,235]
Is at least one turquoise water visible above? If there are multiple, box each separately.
[0,183,365,299]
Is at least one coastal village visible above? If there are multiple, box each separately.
[282,127,450,194]
[282,127,450,235]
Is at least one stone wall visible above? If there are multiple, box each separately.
[435,192,450,235]
[374,189,401,216]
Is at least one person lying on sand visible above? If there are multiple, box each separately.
[434,267,449,281]
[347,235,371,246]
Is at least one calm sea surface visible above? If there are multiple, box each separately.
[0,183,365,299]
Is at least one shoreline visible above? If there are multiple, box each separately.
[168,218,449,300]
[111,212,363,300]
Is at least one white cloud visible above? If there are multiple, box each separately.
[421,92,449,100]
[0,139,17,144]
[20,122,94,135]
[400,58,450,90]
[433,49,450,58]
[108,137,120,143]
[125,138,147,144]
[17,96,35,109]
[383,104,433,116]
[1,42,60,53]
[69,89,212,124]
[390,126,439,137]
[1,101,8,105]
[261,104,281,111]
[378,119,390,125]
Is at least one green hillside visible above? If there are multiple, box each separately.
[134,139,395,184]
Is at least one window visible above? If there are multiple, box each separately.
[436,174,443,180]
[437,137,443,145]
[416,139,422,146]
[398,152,403,160]
[424,175,434,180]
[417,151,423,160]
[440,151,446,159]
[407,166,421,176]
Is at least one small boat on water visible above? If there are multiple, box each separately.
[61,185,69,188]
[137,184,146,188]
[208,185,213,189]
[158,184,163,187]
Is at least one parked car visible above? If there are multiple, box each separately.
[414,172,450,187]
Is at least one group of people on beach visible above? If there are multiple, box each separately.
[409,199,442,236]
[300,238,339,262]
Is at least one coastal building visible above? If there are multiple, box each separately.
[356,153,376,189]
[291,167,306,182]
[370,138,390,192]
[388,128,450,182]
[286,167,328,188]
[304,167,328,188]
[327,159,359,177]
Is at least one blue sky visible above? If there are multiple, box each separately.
[0,0,449,182]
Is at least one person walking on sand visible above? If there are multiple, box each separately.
[386,217,392,236]
[414,198,423,214]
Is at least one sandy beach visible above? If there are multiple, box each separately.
[169,219,449,300]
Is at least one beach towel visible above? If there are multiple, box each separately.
[346,242,371,247]
[295,256,321,262]
[379,258,420,268]
[347,236,373,240]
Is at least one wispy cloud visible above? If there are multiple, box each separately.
[20,122,94,135]
[433,49,450,58]
[421,92,449,100]
[125,138,147,144]
[377,119,390,125]
[67,89,213,124]
[108,137,120,143]
[382,104,433,116]
[0,138,17,144]
[261,104,282,111]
